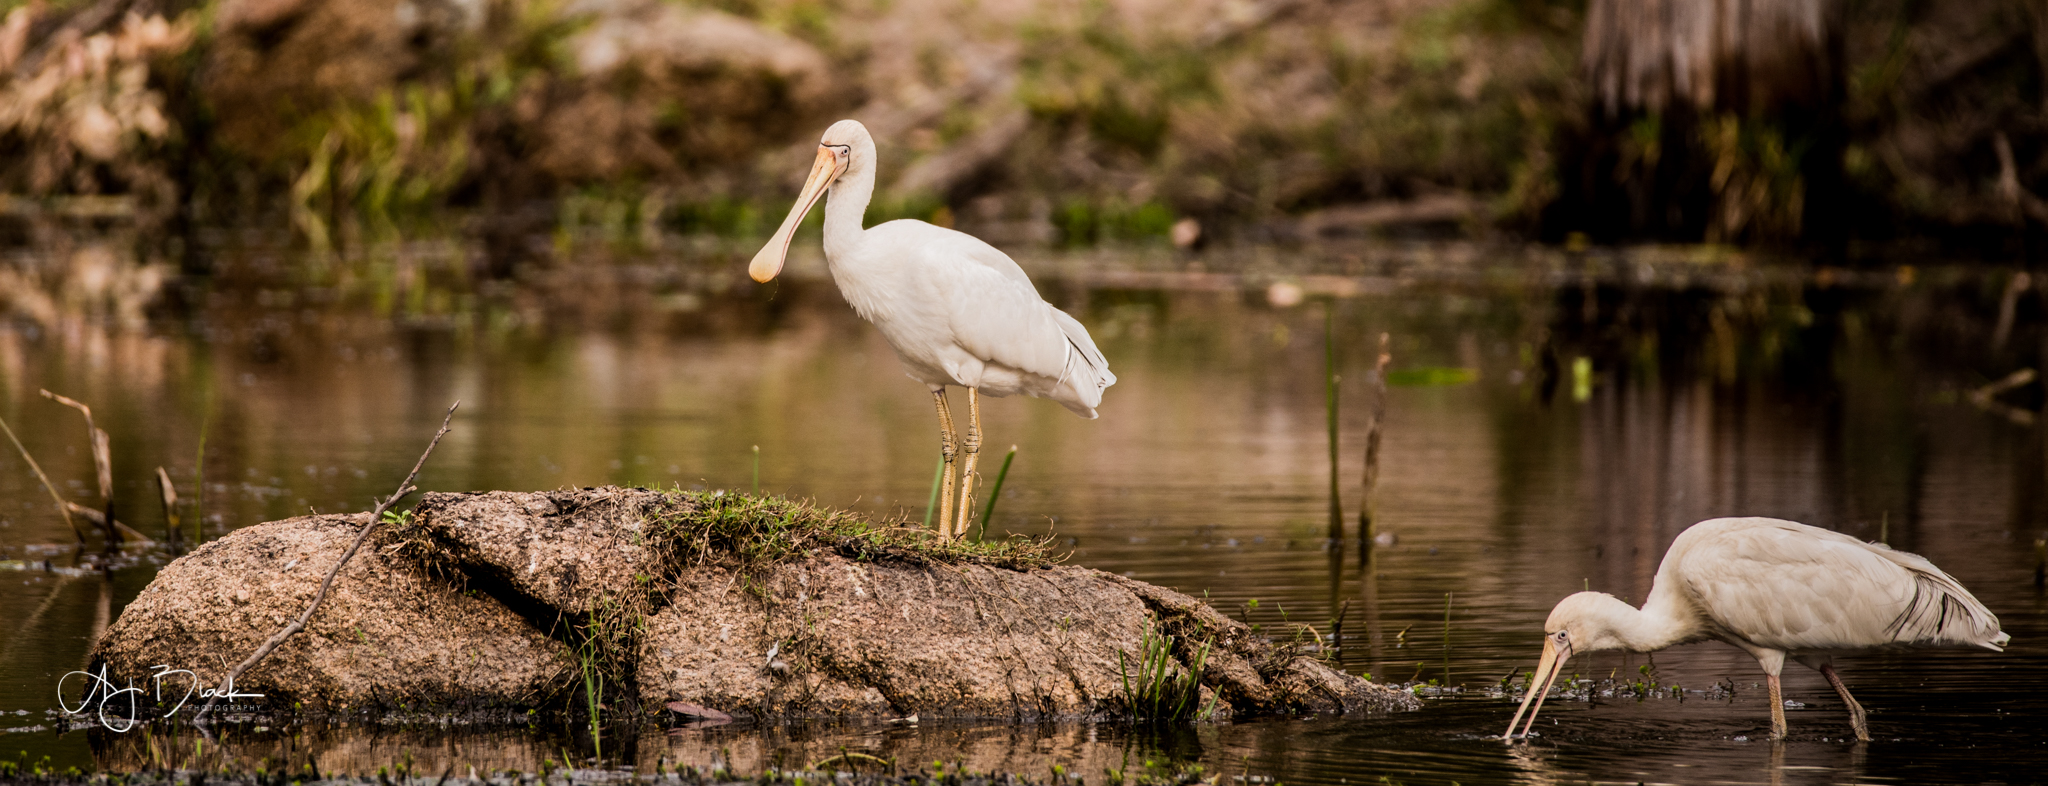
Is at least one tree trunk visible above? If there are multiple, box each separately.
[1553,0,1846,245]
[1583,0,1838,117]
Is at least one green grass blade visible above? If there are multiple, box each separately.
[923,455,944,528]
[977,445,1017,540]
[1119,628,1214,724]
[193,401,209,546]
[1119,648,1136,712]
[1325,302,1342,540]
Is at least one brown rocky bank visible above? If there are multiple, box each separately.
[94,487,1417,720]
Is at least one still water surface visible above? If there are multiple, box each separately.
[0,241,2043,784]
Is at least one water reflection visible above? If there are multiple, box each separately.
[73,699,2045,785]
[1,243,2043,785]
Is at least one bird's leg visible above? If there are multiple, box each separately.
[932,388,958,540]
[1819,662,1870,742]
[1767,673,1788,741]
[953,388,983,539]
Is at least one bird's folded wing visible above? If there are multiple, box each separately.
[954,232,1038,290]
[955,237,1112,386]
[918,232,1098,382]
[938,263,1070,378]
[1679,522,1918,651]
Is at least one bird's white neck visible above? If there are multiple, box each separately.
[1576,591,1704,653]
[822,159,875,261]
[1629,592,1705,651]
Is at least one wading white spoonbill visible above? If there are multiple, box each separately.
[1505,516,2008,742]
[748,119,1115,540]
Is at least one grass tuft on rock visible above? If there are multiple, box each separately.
[655,489,1058,570]
[1119,627,1216,724]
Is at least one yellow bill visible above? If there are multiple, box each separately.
[1503,635,1570,740]
[749,146,847,283]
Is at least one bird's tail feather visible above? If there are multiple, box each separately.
[1879,551,2005,649]
[1050,308,1114,411]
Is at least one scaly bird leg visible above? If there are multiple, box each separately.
[933,388,958,539]
[1767,672,1788,741]
[1819,661,1870,742]
[953,388,983,540]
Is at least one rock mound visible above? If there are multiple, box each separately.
[95,488,1418,720]
[95,513,573,709]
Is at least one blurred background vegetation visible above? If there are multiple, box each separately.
[1,0,2044,267]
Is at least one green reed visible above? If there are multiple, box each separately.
[579,642,604,758]
[193,405,210,546]
[1119,627,1215,723]
[977,445,1017,540]
[1325,302,1342,540]
[923,455,944,528]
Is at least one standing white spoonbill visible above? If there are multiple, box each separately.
[747,119,1115,540]
[1505,516,2008,742]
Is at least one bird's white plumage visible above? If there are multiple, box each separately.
[799,121,1113,417]
[1669,517,2007,653]
[1509,516,2007,741]
[750,119,1115,541]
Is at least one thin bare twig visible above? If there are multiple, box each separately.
[41,389,119,548]
[194,402,460,720]
[155,466,180,548]
[1357,333,1392,542]
[1992,271,2032,351]
[1995,132,2048,226]
[1967,368,2037,426]
[1325,302,1342,541]
[64,501,152,544]
[0,413,87,543]
[809,751,890,771]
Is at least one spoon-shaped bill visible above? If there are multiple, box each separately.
[1503,636,1570,740]
[749,146,847,283]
